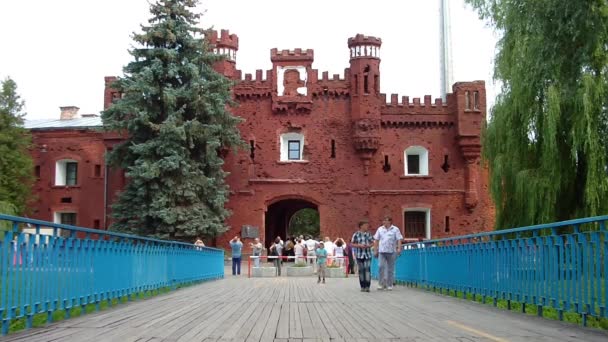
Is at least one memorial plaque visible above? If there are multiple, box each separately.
[241,225,259,238]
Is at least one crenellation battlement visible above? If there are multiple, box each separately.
[202,29,485,118]
[270,48,314,62]
[208,29,239,50]
[381,93,449,108]
[378,92,451,116]
[348,34,382,47]
[314,69,348,82]
[236,69,272,83]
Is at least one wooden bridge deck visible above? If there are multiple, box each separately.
[2,271,607,342]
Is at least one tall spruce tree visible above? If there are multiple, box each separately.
[102,0,242,240]
[465,0,608,228]
[0,77,33,219]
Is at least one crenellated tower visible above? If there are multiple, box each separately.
[208,29,239,79]
[270,48,314,114]
[348,34,382,175]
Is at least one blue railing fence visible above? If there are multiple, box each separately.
[372,215,608,326]
[0,214,224,335]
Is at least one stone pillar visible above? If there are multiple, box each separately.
[464,156,480,211]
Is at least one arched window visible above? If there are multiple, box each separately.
[55,159,78,186]
[280,133,305,161]
[404,146,429,176]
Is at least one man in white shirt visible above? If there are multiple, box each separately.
[305,236,318,270]
[294,239,304,264]
[373,216,403,291]
[323,237,335,265]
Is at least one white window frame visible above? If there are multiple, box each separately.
[403,208,431,239]
[55,159,78,186]
[280,133,305,162]
[54,212,77,226]
[404,146,429,176]
[53,211,77,237]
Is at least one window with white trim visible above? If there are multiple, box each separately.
[404,146,429,176]
[55,160,78,186]
[280,133,304,161]
[54,212,77,226]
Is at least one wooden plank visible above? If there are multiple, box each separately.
[217,301,260,340]
[304,303,329,338]
[240,303,273,342]
[176,297,245,341]
[275,302,290,339]
[311,302,347,340]
[298,302,316,339]
[6,276,608,342]
[260,303,282,342]
[289,300,303,338]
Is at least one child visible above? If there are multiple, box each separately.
[316,242,328,284]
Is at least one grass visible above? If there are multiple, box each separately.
[5,281,201,334]
[396,281,608,331]
[290,262,309,267]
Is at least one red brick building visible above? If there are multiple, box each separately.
[26,30,494,244]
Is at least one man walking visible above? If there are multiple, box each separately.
[229,236,243,276]
[351,220,373,292]
[373,216,403,290]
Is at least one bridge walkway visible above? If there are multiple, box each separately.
[2,273,607,342]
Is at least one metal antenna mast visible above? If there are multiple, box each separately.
[439,0,454,100]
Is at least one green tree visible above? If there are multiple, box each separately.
[465,0,608,228]
[288,209,320,238]
[0,77,33,222]
[102,0,242,240]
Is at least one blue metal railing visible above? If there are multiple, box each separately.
[0,214,224,335]
[372,215,608,325]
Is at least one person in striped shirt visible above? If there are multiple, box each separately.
[351,220,374,292]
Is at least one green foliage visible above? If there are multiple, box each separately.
[102,0,243,240]
[0,77,33,218]
[465,0,608,228]
[0,201,16,232]
[287,208,320,238]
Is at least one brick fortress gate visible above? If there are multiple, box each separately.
[27,30,494,247]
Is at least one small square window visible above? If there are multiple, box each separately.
[288,140,301,160]
[407,155,420,174]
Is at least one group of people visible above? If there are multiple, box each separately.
[265,235,353,279]
[224,215,403,292]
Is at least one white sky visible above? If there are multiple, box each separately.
[0,0,499,120]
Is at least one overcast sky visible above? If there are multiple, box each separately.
[0,0,498,120]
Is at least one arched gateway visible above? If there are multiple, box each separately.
[264,198,319,248]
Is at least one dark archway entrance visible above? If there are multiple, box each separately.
[265,199,318,248]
